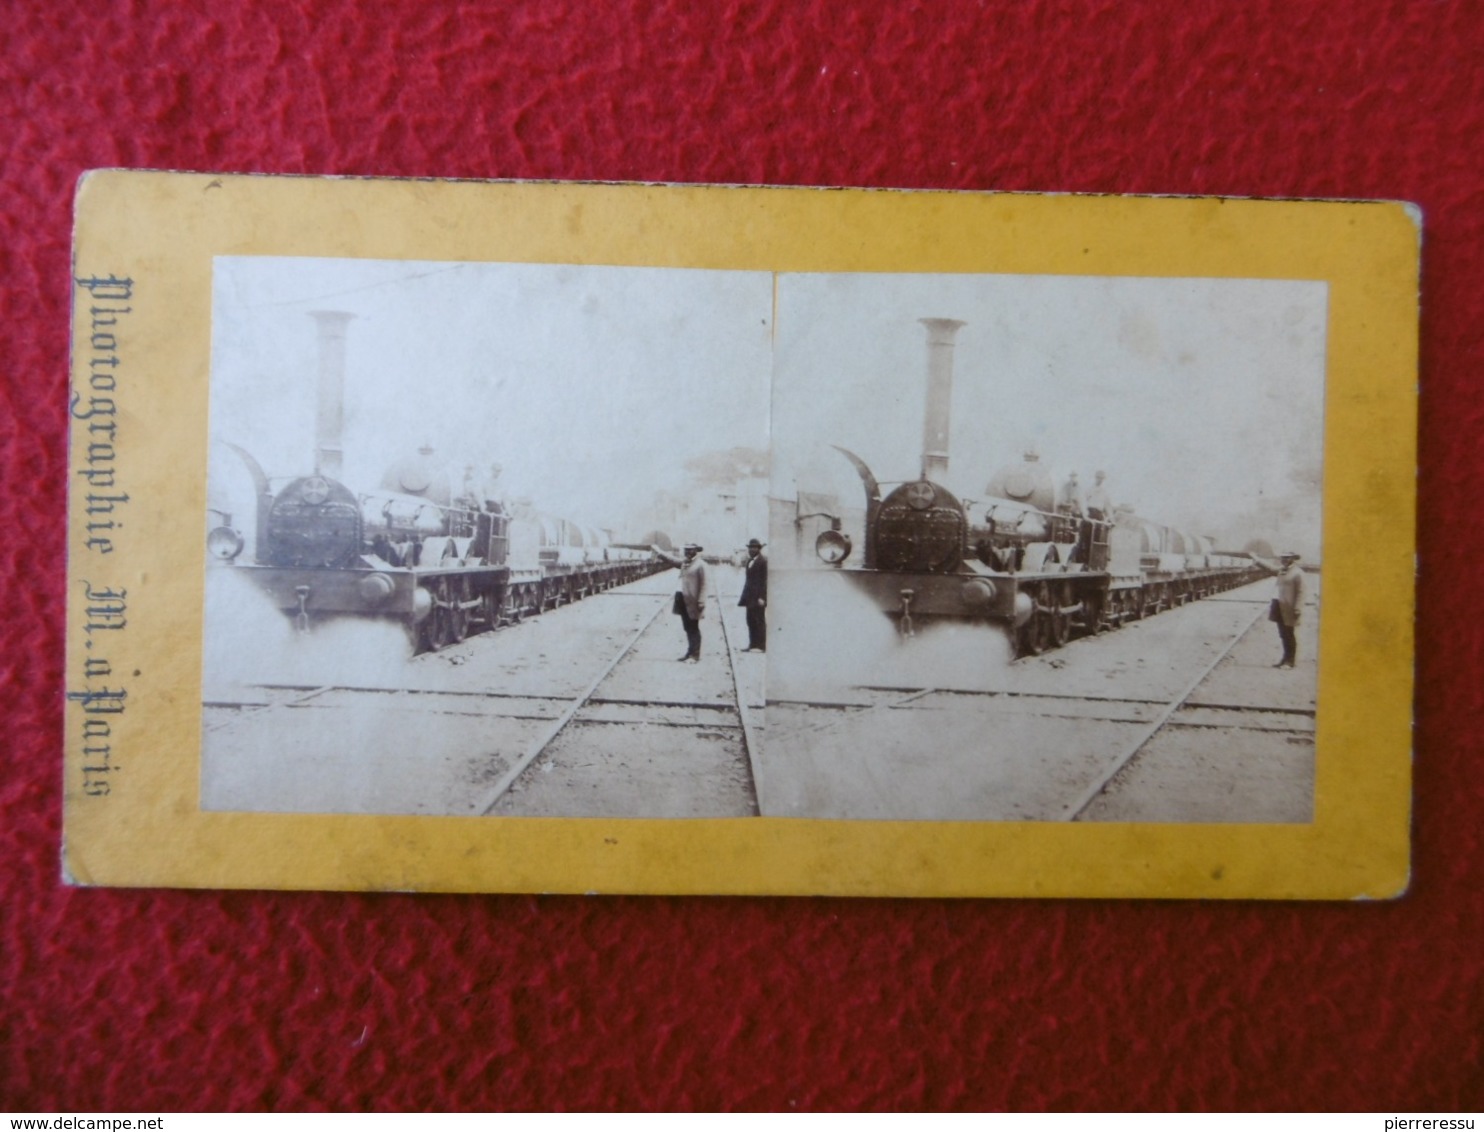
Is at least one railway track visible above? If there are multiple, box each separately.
[201,570,764,818]
[760,584,1316,822]
[202,571,1311,823]
[474,576,761,817]
[1058,600,1266,819]
[470,592,761,815]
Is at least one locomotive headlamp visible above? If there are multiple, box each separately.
[815,529,853,565]
[300,476,332,505]
[905,481,936,510]
[206,526,244,562]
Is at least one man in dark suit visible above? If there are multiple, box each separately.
[738,538,768,652]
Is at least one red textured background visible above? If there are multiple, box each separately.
[5,0,1479,1112]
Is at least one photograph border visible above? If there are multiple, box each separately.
[65,172,1417,898]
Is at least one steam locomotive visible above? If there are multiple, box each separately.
[205,309,663,652]
[208,445,666,653]
[812,318,1266,657]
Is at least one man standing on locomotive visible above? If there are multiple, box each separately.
[1272,551,1305,669]
[1058,470,1085,548]
[1060,471,1084,517]
[738,538,768,652]
[657,543,708,662]
[1084,470,1111,521]
[1079,469,1112,566]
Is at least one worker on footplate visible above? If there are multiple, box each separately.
[1079,469,1111,565]
[657,543,708,662]
[1084,470,1111,521]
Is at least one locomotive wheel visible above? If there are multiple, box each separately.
[1024,619,1047,655]
[421,604,446,653]
[449,583,468,644]
[1083,590,1105,635]
[426,580,458,650]
[1048,582,1071,648]
[402,618,423,655]
[1020,583,1051,656]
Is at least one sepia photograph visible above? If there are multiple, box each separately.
[200,256,772,818]
[201,257,1328,827]
[762,272,1326,822]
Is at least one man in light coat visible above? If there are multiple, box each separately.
[658,543,708,662]
[1272,551,1305,669]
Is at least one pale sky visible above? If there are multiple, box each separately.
[772,272,1327,553]
[209,257,773,529]
[209,259,1328,557]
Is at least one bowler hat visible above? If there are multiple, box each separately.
[747,539,764,549]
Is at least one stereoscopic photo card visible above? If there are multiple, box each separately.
[64,172,1417,897]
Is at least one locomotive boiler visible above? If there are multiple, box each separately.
[815,317,1264,657]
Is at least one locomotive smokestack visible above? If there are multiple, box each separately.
[308,310,355,478]
[919,317,965,481]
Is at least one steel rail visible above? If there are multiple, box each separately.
[474,597,669,816]
[715,585,763,816]
[1058,603,1267,822]
[203,684,334,732]
[250,681,744,711]
[782,686,939,746]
